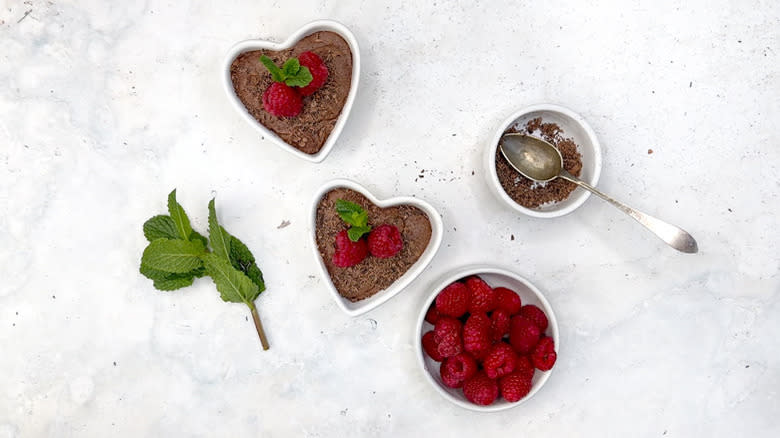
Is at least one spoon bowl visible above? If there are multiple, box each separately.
[499,134,563,182]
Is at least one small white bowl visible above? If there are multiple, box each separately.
[486,103,602,217]
[415,266,560,412]
[310,179,443,316]
[222,20,360,163]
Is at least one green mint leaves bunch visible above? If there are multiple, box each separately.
[335,199,372,242]
[260,55,313,87]
[140,190,270,350]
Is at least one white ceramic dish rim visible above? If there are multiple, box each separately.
[310,179,444,317]
[222,20,361,163]
[415,265,560,412]
[486,103,603,218]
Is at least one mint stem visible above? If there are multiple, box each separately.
[248,301,270,350]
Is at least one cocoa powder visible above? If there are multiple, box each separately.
[495,117,583,208]
[315,188,432,302]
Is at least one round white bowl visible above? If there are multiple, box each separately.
[486,103,602,217]
[222,20,360,163]
[415,266,560,412]
[310,179,443,316]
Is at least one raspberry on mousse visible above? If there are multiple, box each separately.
[367,224,403,258]
[297,51,329,96]
[261,82,302,118]
[331,230,368,268]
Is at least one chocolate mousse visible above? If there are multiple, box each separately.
[230,31,353,155]
[315,188,433,302]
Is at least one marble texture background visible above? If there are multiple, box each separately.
[1,0,778,436]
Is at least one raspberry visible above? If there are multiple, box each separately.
[433,317,463,358]
[483,342,518,379]
[422,331,444,362]
[440,353,478,388]
[463,371,499,406]
[262,82,302,117]
[514,355,536,381]
[519,304,549,332]
[367,224,403,258]
[490,309,511,341]
[509,315,541,355]
[499,372,533,402]
[297,51,329,96]
[531,336,557,371]
[435,282,470,318]
[331,230,368,267]
[462,313,492,361]
[464,276,496,313]
[424,305,443,325]
[494,287,522,315]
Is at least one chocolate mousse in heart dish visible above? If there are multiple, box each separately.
[311,180,443,316]
[223,20,360,162]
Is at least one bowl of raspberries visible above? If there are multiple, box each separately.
[416,266,559,411]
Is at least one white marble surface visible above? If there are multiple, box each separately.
[1,0,778,436]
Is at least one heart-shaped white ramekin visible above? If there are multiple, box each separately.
[222,20,360,163]
[310,179,443,316]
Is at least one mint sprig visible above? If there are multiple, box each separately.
[139,190,270,350]
[260,55,313,87]
[335,199,372,242]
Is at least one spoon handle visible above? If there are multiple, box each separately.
[559,170,698,253]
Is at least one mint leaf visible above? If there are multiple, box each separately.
[208,199,231,261]
[229,235,265,293]
[190,266,207,278]
[154,275,195,291]
[141,262,203,291]
[140,263,204,281]
[260,55,284,83]
[335,199,372,241]
[347,226,371,242]
[143,215,178,241]
[335,199,368,227]
[281,58,300,76]
[167,189,193,240]
[260,55,312,87]
[140,263,171,280]
[189,230,209,248]
[202,253,260,304]
[141,259,205,291]
[284,66,312,87]
[142,238,206,273]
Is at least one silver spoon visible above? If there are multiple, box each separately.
[499,133,698,253]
